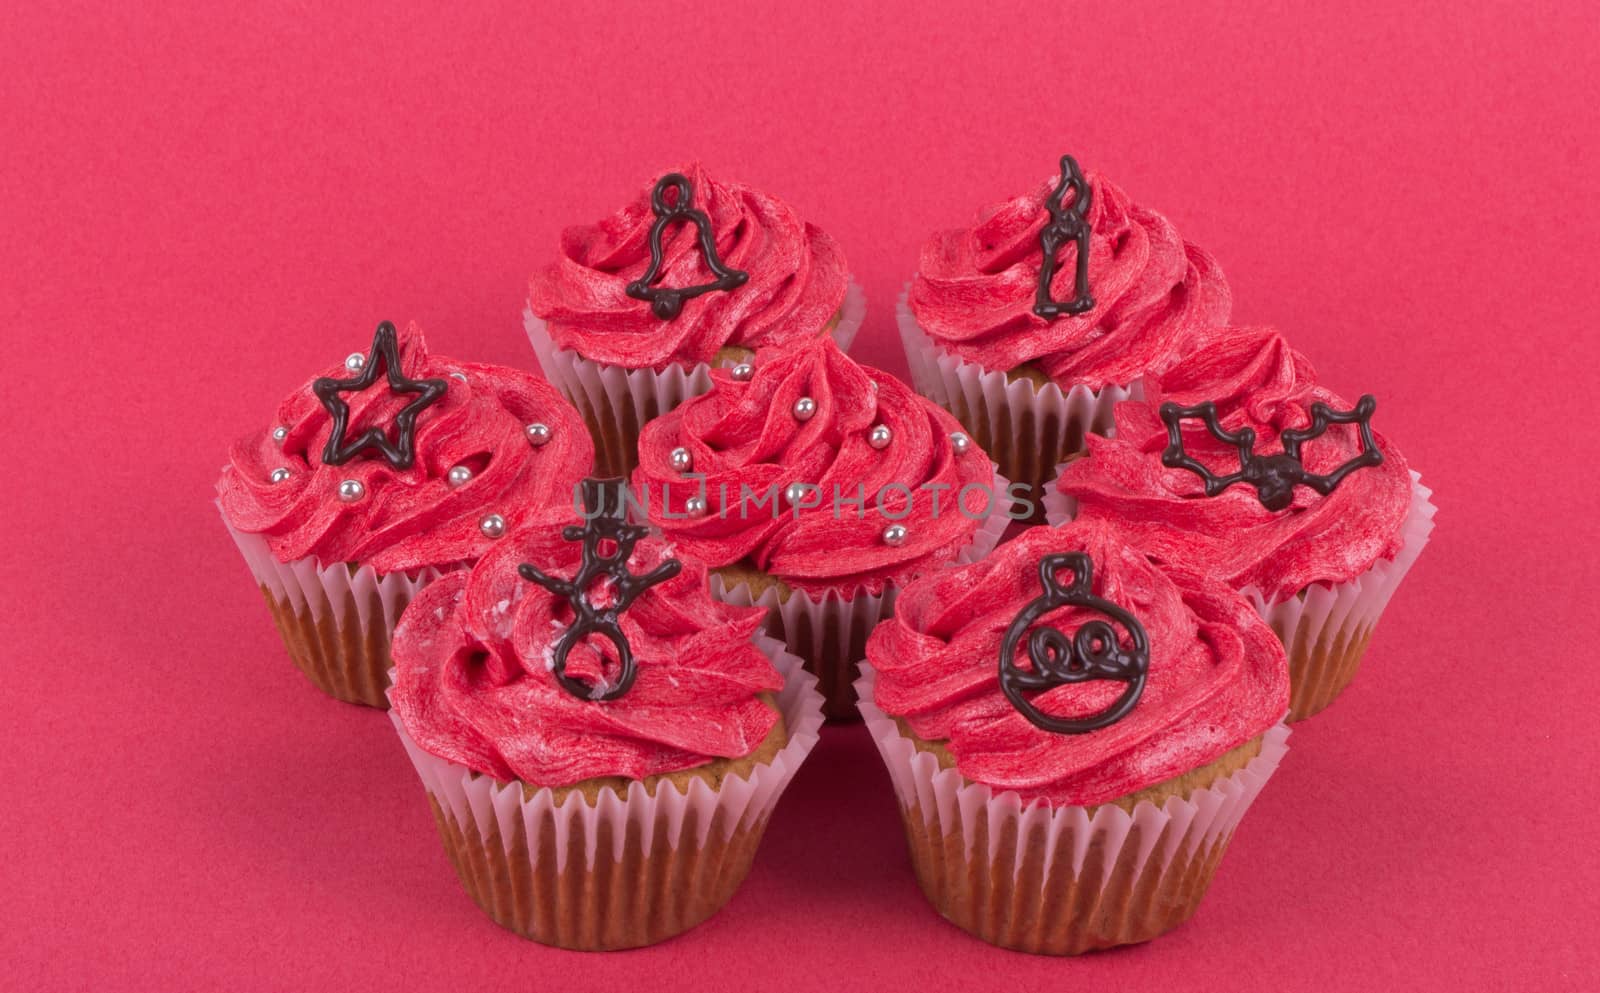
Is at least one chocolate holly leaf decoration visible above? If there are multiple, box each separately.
[312,321,448,471]
[518,478,681,701]
[1159,395,1383,512]
[999,552,1149,734]
[625,173,750,320]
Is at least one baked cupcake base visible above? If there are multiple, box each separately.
[898,290,1134,522]
[389,634,824,951]
[1043,471,1437,722]
[527,283,867,478]
[224,518,443,708]
[857,665,1290,955]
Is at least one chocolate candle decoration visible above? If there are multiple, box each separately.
[625,173,750,320]
[1033,155,1096,319]
[1159,395,1384,512]
[313,321,448,471]
[998,552,1149,734]
[518,478,682,702]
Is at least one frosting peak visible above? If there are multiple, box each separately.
[389,514,782,786]
[908,165,1231,390]
[632,338,998,597]
[1057,326,1413,600]
[1158,323,1319,425]
[217,322,593,574]
[868,519,1288,807]
[528,163,850,369]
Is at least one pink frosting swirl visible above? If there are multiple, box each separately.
[528,163,850,370]
[632,339,999,598]
[1056,326,1413,602]
[389,518,781,786]
[908,166,1231,390]
[868,518,1289,807]
[217,322,594,574]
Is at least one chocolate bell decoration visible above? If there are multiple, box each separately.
[625,173,750,320]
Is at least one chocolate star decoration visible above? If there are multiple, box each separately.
[518,478,682,702]
[1033,154,1096,319]
[1159,394,1384,512]
[312,321,448,471]
[998,552,1149,735]
[625,173,750,320]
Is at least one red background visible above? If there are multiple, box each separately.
[4,2,1596,990]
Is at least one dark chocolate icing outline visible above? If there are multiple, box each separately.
[518,478,682,702]
[312,321,448,471]
[998,552,1149,734]
[1159,395,1383,512]
[625,173,750,320]
[1033,155,1096,319]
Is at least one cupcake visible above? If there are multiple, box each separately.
[899,154,1230,518]
[1048,326,1435,720]
[386,479,823,950]
[218,320,593,707]
[631,337,1012,718]
[860,518,1290,955]
[527,163,866,477]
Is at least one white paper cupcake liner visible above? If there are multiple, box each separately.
[832,280,867,351]
[896,288,1135,519]
[524,283,866,476]
[1246,472,1436,718]
[1039,466,1078,526]
[1043,468,1437,720]
[387,632,824,868]
[707,471,1014,718]
[223,513,448,706]
[223,517,443,628]
[855,664,1290,886]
